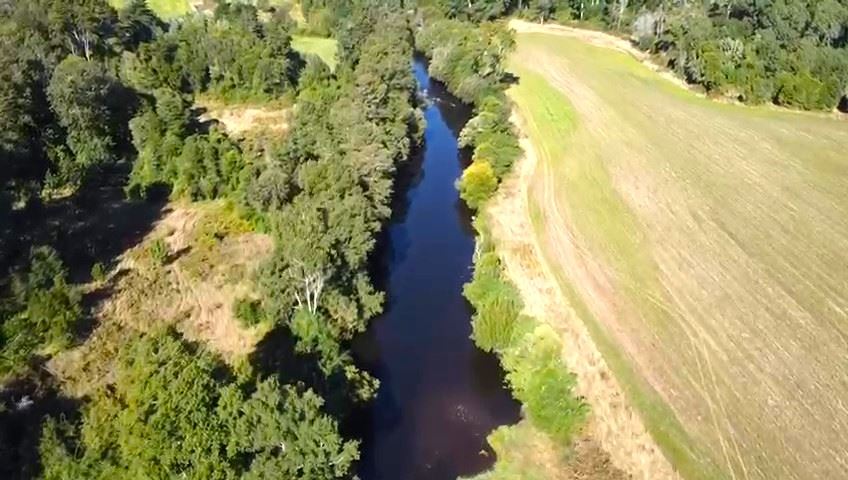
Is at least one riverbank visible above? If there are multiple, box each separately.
[350,58,519,480]
[478,111,676,479]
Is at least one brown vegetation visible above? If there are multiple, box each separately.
[49,202,272,397]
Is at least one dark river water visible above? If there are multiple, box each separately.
[351,59,520,480]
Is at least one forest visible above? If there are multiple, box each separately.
[418,0,848,110]
[1,0,416,478]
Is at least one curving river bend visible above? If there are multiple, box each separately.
[351,59,520,479]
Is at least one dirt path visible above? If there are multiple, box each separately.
[485,115,678,480]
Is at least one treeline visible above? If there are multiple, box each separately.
[2,0,418,478]
[255,1,419,399]
[465,219,587,443]
[39,330,358,479]
[418,0,848,110]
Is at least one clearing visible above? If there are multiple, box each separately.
[197,96,291,138]
[292,35,339,71]
[49,201,273,398]
[506,22,848,480]
[108,0,193,19]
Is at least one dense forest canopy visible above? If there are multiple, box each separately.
[1,0,417,478]
[420,0,848,110]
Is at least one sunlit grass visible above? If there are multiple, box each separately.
[292,35,338,71]
[109,0,192,20]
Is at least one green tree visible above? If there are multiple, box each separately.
[464,251,522,352]
[46,0,118,61]
[47,55,125,186]
[1,246,81,377]
[116,0,164,50]
[39,330,358,479]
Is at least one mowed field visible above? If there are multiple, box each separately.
[507,26,848,480]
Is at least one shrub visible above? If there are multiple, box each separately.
[776,71,827,110]
[459,95,521,178]
[234,297,264,327]
[464,251,522,352]
[90,262,107,283]
[458,160,498,210]
[502,325,588,443]
[148,238,169,265]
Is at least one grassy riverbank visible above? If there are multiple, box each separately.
[508,27,848,480]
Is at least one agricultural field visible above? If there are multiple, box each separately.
[507,25,848,480]
[292,35,338,70]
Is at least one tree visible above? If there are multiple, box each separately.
[458,160,498,210]
[47,0,118,61]
[47,55,126,185]
[0,37,47,206]
[116,0,164,51]
[39,330,358,479]
[261,170,380,339]
[531,0,557,23]
[1,246,81,377]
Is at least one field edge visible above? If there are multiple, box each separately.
[505,65,726,480]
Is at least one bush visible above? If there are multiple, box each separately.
[90,262,107,283]
[148,238,169,265]
[459,95,521,178]
[464,219,587,446]
[776,71,827,110]
[458,160,498,210]
[502,325,588,443]
[234,297,264,327]
[464,251,522,352]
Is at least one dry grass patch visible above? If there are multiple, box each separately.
[471,420,629,480]
[49,201,273,397]
[509,27,848,480]
[197,97,291,139]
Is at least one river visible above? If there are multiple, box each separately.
[351,59,520,479]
